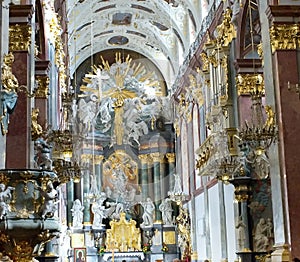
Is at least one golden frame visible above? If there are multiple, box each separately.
[74,248,86,262]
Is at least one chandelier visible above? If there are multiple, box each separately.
[236,74,277,156]
[48,92,83,183]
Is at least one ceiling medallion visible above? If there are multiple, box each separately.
[108,35,129,46]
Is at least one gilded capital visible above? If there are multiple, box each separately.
[236,74,265,96]
[270,23,299,53]
[166,153,176,163]
[94,155,104,164]
[139,154,149,164]
[34,76,50,98]
[149,152,161,162]
[200,52,209,72]
[9,24,32,52]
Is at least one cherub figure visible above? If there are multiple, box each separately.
[0,183,15,220]
[37,181,58,219]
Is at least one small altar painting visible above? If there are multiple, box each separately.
[74,248,86,262]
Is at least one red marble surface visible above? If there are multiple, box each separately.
[6,51,30,168]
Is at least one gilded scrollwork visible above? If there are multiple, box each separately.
[9,24,32,52]
[176,204,192,260]
[269,23,300,53]
[34,76,50,98]
[215,7,236,47]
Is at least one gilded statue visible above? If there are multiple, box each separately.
[31,108,44,140]
[0,53,19,135]
[264,105,275,129]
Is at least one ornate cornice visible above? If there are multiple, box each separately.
[269,23,300,53]
[9,24,32,52]
[236,73,265,96]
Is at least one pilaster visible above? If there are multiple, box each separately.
[267,5,300,260]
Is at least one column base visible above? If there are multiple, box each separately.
[271,244,291,262]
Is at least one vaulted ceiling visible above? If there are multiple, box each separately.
[67,0,203,89]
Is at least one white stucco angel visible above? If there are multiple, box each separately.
[0,183,15,220]
[159,198,173,225]
[37,181,58,219]
[71,199,84,228]
[92,195,107,228]
[140,197,155,227]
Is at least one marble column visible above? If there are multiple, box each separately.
[67,181,74,227]
[218,181,228,261]
[203,177,212,260]
[139,154,149,201]
[83,165,91,226]
[160,154,167,199]
[166,153,176,193]
[151,152,162,222]
[94,155,103,193]
[266,5,300,260]
[147,154,154,201]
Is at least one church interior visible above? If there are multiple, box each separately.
[0,0,299,261]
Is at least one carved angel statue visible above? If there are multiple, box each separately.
[37,181,58,219]
[71,199,84,228]
[77,95,98,132]
[140,197,155,227]
[172,173,183,195]
[92,194,107,228]
[159,198,173,225]
[0,183,15,220]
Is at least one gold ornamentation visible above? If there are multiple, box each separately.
[49,16,67,91]
[103,151,138,182]
[163,231,176,244]
[215,7,236,47]
[105,213,141,252]
[166,153,175,163]
[200,52,209,72]
[34,76,50,98]
[1,53,19,92]
[11,241,33,262]
[236,74,265,96]
[31,108,43,140]
[269,23,300,53]
[9,24,32,51]
[1,53,19,135]
[235,185,251,202]
[139,154,149,164]
[149,152,161,163]
[176,204,192,260]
